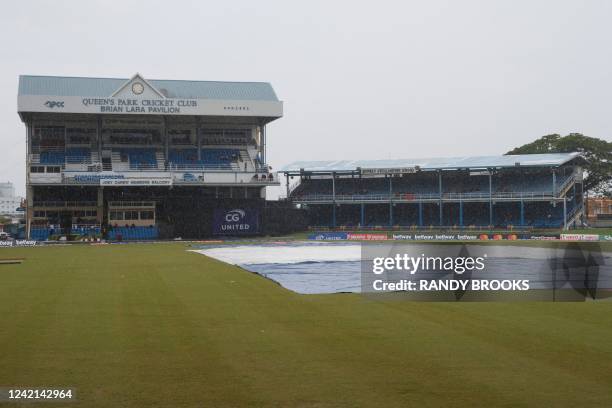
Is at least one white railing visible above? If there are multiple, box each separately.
[108,201,155,208]
[32,201,97,208]
[292,191,561,202]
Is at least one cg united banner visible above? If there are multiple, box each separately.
[213,208,259,235]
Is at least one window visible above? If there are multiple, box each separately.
[124,211,139,220]
[30,166,45,173]
[110,211,123,221]
[140,210,154,220]
[46,166,61,173]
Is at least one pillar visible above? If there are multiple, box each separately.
[418,202,423,227]
[163,116,169,170]
[97,187,104,225]
[332,172,336,228]
[261,124,266,165]
[563,198,567,229]
[389,176,393,227]
[488,170,493,226]
[438,171,443,226]
[196,117,202,161]
[360,203,365,226]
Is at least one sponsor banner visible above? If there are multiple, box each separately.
[0,240,37,248]
[560,234,600,242]
[213,208,259,235]
[529,234,560,240]
[100,178,172,186]
[361,167,417,175]
[601,234,612,241]
[348,233,388,241]
[69,174,125,184]
[308,232,348,241]
[393,233,480,241]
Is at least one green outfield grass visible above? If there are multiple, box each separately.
[1,243,611,407]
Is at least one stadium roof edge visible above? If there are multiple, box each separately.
[280,152,583,173]
[18,74,280,101]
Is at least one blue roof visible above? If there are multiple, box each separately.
[281,153,582,172]
[18,75,279,101]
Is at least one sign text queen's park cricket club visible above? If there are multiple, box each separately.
[81,98,197,114]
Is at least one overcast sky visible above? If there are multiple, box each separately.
[1,0,611,197]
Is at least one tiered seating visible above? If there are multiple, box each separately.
[294,171,574,199]
[116,148,158,169]
[169,148,241,169]
[201,148,239,169]
[108,226,159,240]
[169,149,200,168]
[39,151,65,165]
[30,228,50,241]
[71,226,101,237]
[65,148,91,164]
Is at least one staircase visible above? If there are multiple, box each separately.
[565,204,585,229]
[557,172,577,198]
[111,151,129,171]
[239,150,253,172]
[156,151,165,170]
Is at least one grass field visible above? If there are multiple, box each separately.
[1,242,612,407]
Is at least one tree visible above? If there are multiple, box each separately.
[507,133,612,196]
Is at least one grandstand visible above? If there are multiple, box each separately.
[281,153,586,229]
[18,73,285,240]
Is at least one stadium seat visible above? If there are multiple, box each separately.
[116,148,158,170]
[39,151,65,165]
[108,226,159,241]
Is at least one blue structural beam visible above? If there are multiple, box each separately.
[332,204,336,228]
[418,202,423,227]
[360,203,365,226]
[520,200,525,226]
[459,201,463,227]
[488,170,493,226]
[389,176,393,227]
[438,171,443,226]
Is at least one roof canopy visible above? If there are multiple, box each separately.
[281,153,582,173]
[18,74,279,101]
[17,73,282,120]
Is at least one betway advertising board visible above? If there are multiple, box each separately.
[213,209,259,235]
